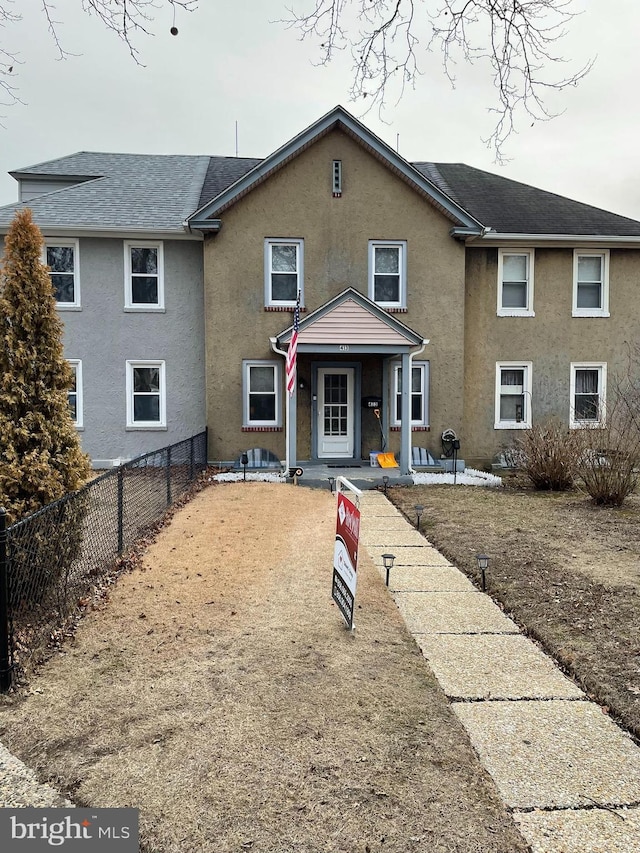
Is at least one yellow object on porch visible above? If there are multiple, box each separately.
[377,452,398,468]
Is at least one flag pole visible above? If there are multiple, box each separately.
[284,291,301,473]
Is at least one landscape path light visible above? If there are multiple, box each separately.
[415,504,424,529]
[382,475,389,495]
[382,553,396,587]
[241,452,249,481]
[476,553,489,592]
[328,476,335,493]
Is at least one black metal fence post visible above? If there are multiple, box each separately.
[0,507,12,692]
[166,446,172,507]
[117,467,124,555]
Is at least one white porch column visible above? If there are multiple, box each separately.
[400,351,411,475]
[287,386,297,470]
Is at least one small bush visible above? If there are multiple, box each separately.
[575,398,640,506]
[511,418,581,491]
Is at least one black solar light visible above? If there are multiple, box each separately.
[382,553,396,587]
[415,504,424,529]
[328,476,335,493]
[382,475,389,495]
[476,554,489,592]
[241,452,249,481]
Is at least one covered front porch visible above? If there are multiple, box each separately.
[271,289,429,476]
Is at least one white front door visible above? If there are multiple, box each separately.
[317,368,355,458]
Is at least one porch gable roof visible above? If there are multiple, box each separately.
[275,288,426,353]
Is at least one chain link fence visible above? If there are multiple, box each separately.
[0,430,208,689]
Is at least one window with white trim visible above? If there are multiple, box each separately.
[498,249,534,316]
[67,359,83,428]
[44,240,80,308]
[243,360,282,427]
[495,362,532,429]
[573,250,609,317]
[391,362,429,426]
[368,241,407,308]
[126,361,166,428]
[570,363,606,427]
[124,242,164,309]
[264,239,303,307]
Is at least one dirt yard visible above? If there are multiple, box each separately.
[0,482,527,853]
[388,479,640,742]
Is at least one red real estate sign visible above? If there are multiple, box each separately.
[332,490,360,629]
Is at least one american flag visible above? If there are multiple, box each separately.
[285,293,300,397]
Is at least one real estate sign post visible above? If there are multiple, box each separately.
[332,489,360,630]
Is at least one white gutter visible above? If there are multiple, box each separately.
[270,336,291,473]
[0,224,203,240]
[464,232,640,245]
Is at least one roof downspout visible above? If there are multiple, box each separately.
[270,337,291,473]
[402,339,429,475]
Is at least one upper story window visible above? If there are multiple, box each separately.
[126,360,167,429]
[570,363,606,427]
[368,241,407,309]
[573,250,609,317]
[495,362,532,429]
[124,241,164,310]
[391,361,429,427]
[498,249,534,316]
[67,359,83,428]
[44,240,80,308]
[242,360,282,427]
[264,239,303,308]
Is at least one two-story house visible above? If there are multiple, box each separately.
[2,106,640,472]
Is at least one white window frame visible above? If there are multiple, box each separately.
[242,360,282,428]
[497,249,535,316]
[570,362,607,428]
[572,250,610,317]
[264,239,304,308]
[67,359,83,429]
[494,362,532,429]
[126,360,167,429]
[391,361,430,427]
[124,241,165,311]
[368,240,407,309]
[43,239,80,309]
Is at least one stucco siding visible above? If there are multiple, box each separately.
[60,237,205,465]
[463,246,640,466]
[203,128,467,464]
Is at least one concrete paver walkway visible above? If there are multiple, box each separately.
[358,488,640,853]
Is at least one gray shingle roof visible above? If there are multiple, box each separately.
[0,152,211,233]
[413,162,640,237]
[197,157,262,210]
[2,147,640,238]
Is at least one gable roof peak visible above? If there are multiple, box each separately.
[188,107,481,231]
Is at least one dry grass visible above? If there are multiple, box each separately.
[389,479,640,740]
[0,482,527,853]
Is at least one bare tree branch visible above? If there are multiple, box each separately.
[285,0,594,160]
[0,0,198,110]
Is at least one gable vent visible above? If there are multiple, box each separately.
[332,160,342,197]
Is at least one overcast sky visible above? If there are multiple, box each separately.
[2,1,639,220]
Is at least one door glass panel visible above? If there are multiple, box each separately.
[324,374,348,436]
